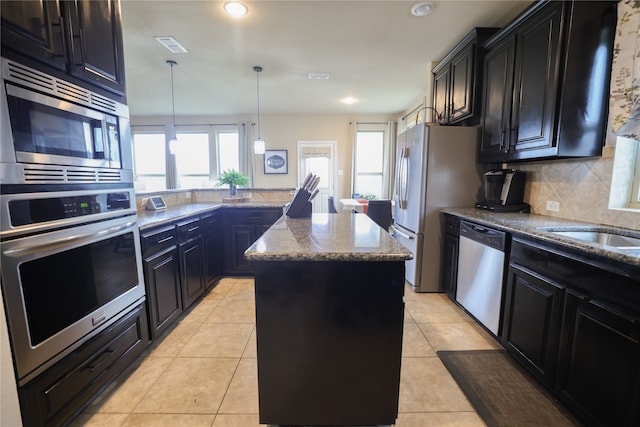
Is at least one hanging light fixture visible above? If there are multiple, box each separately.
[167,59,178,154]
[253,65,266,154]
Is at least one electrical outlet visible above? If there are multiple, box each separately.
[185,192,191,199]
[546,200,560,212]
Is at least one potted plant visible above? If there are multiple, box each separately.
[217,169,250,197]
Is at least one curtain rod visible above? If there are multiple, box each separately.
[131,123,240,128]
[349,121,394,125]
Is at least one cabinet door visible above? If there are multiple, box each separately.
[67,0,126,95]
[510,2,562,155]
[479,36,514,162]
[433,66,450,124]
[179,238,205,310]
[502,264,564,388]
[225,225,256,275]
[448,45,474,123]
[144,246,182,339]
[556,292,640,427]
[203,230,222,288]
[441,233,459,300]
[0,0,66,70]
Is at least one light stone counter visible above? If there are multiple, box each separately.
[443,208,640,268]
[245,213,413,262]
[136,201,286,230]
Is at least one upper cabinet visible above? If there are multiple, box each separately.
[432,28,498,125]
[478,1,617,163]
[1,0,126,100]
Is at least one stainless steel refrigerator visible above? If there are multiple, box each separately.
[391,123,481,292]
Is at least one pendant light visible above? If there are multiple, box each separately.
[253,65,266,154]
[167,59,178,154]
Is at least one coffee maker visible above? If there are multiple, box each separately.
[476,169,530,212]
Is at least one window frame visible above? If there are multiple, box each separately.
[353,125,387,199]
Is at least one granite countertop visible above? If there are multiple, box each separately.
[245,213,413,262]
[137,201,287,230]
[443,208,640,268]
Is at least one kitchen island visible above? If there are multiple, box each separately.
[245,213,412,426]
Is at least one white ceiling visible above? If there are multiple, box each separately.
[120,0,531,117]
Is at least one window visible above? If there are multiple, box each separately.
[132,133,166,191]
[175,132,209,189]
[131,125,241,190]
[217,131,240,175]
[354,130,385,198]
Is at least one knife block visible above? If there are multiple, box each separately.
[285,189,312,218]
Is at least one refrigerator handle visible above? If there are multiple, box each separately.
[391,225,413,240]
[398,148,409,209]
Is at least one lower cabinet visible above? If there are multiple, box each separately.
[224,208,283,275]
[441,214,460,300]
[178,235,205,310]
[502,263,564,388]
[556,292,640,426]
[18,303,149,427]
[503,237,640,427]
[143,245,182,339]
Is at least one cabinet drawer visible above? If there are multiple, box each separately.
[141,224,177,256]
[200,211,220,228]
[19,304,149,427]
[177,217,201,242]
[226,208,282,225]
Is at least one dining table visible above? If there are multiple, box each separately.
[338,198,369,213]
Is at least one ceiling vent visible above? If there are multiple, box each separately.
[308,73,330,80]
[154,36,189,53]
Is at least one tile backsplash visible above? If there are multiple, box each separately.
[514,148,640,230]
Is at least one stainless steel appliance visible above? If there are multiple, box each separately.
[1,57,133,185]
[0,56,144,386]
[391,122,481,292]
[475,169,530,212]
[455,221,507,336]
[0,188,145,384]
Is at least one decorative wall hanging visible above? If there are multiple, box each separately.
[264,150,288,174]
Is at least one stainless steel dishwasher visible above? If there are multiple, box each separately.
[455,221,507,336]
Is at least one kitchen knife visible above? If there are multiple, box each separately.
[301,172,313,190]
[308,189,319,201]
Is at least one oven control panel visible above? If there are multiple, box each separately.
[8,192,132,227]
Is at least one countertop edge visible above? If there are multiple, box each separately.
[442,208,640,269]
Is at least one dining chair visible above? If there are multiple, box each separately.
[328,196,338,213]
[366,200,392,230]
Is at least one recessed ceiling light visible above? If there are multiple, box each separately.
[154,36,188,53]
[341,97,358,105]
[308,73,330,80]
[224,1,248,17]
[411,1,434,17]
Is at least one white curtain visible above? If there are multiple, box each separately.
[382,121,397,199]
[239,122,255,186]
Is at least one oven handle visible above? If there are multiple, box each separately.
[3,220,137,257]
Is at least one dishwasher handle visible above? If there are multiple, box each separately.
[460,221,506,251]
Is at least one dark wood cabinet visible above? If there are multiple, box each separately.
[141,224,182,339]
[177,217,205,310]
[1,0,126,99]
[502,262,564,388]
[0,0,66,71]
[556,292,640,427]
[478,1,617,163]
[224,208,282,276]
[201,212,222,289]
[502,236,640,427]
[67,0,126,96]
[440,214,460,300]
[18,303,148,427]
[432,28,497,125]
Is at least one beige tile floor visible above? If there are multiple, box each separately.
[72,277,502,427]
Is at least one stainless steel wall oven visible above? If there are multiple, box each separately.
[0,57,145,387]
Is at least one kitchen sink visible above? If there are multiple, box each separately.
[539,228,640,249]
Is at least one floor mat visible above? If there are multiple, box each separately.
[438,350,582,427]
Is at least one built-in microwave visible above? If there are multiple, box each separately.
[1,57,134,187]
